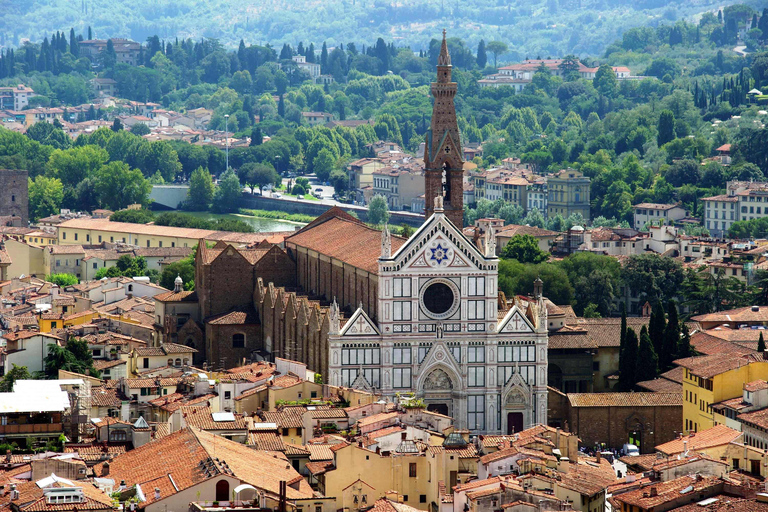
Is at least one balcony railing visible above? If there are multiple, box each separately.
[0,423,63,434]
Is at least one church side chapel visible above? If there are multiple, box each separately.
[326,32,549,434]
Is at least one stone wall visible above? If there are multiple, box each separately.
[566,402,682,453]
[0,169,28,226]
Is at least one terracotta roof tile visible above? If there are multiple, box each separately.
[656,425,742,455]
[286,211,406,274]
[568,392,682,407]
[675,352,763,379]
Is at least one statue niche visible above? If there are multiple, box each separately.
[423,368,453,390]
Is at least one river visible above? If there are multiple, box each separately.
[183,211,307,232]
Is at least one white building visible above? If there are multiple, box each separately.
[703,181,768,237]
[327,201,549,434]
[632,203,687,230]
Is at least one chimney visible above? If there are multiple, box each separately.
[5,450,10,463]
[649,487,658,497]
[154,488,161,501]
[683,440,688,454]
[101,461,110,476]
[10,485,17,502]
[596,451,601,463]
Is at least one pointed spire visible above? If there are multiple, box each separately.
[438,29,451,66]
[381,224,392,259]
[329,298,340,335]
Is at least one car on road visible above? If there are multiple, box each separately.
[273,192,282,198]
[297,195,304,200]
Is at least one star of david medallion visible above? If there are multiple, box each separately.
[430,243,450,265]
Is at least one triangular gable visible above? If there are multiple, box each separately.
[340,306,380,337]
[390,212,490,271]
[497,305,535,334]
[350,372,373,393]
[416,340,463,388]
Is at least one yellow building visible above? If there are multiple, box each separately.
[39,310,97,332]
[5,239,45,278]
[546,168,591,221]
[676,352,768,434]
[318,438,471,510]
[24,230,57,246]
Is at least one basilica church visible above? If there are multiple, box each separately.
[157,32,548,435]
[325,33,549,434]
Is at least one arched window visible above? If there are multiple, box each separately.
[128,284,133,292]
[215,480,230,502]
[174,358,181,367]
[232,334,245,348]
[11,195,14,202]
[183,358,189,365]
[167,358,173,366]
[185,338,195,347]
[109,430,127,442]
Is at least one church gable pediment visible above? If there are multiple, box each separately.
[416,340,462,388]
[340,306,380,337]
[428,129,463,169]
[497,306,535,333]
[394,215,488,272]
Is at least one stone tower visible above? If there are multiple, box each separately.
[0,170,28,226]
[424,30,464,227]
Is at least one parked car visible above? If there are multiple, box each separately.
[297,195,304,200]
[273,192,282,198]
[621,443,639,456]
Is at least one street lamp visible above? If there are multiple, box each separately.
[224,114,230,171]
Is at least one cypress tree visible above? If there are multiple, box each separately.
[661,300,680,371]
[278,94,285,118]
[759,332,766,353]
[678,324,693,359]
[320,41,328,73]
[619,328,639,390]
[476,39,487,69]
[636,326,659,383]
[649,300,666,359]
[619,302,627,358]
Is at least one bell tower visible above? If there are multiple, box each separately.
[424,30,464,227]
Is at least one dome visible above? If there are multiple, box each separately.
[175,275,183,285]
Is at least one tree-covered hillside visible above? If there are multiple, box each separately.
[1,0,764,59]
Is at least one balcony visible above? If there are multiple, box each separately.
[0,423,63,435]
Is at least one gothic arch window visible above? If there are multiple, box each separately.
[232,333,245,348]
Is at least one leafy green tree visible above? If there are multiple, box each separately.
[48,145,109,187]
[44,340,99,378]
[0,365,30,392]
[130,123,150,136]
[28,176,63,221]
[187,167,215,210]
[26,122,71,150]
[239,162,279,194]
[110,209,155,224]
[622,254,684,305]
[500,234,549,263]
[46,273,79,286]
[498,260,574,306]
[160,254,195,291]
[636,326,659,383]
[486,41,508,68]
[212,169,243,213]
[618,327,638,391]
[558,252,621,316]
[368,195,390,225]
[94,161,151,210]
[329,168,348,193]
[313,148,336,183]
[594,64,618,97]
[657,110,676,147]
